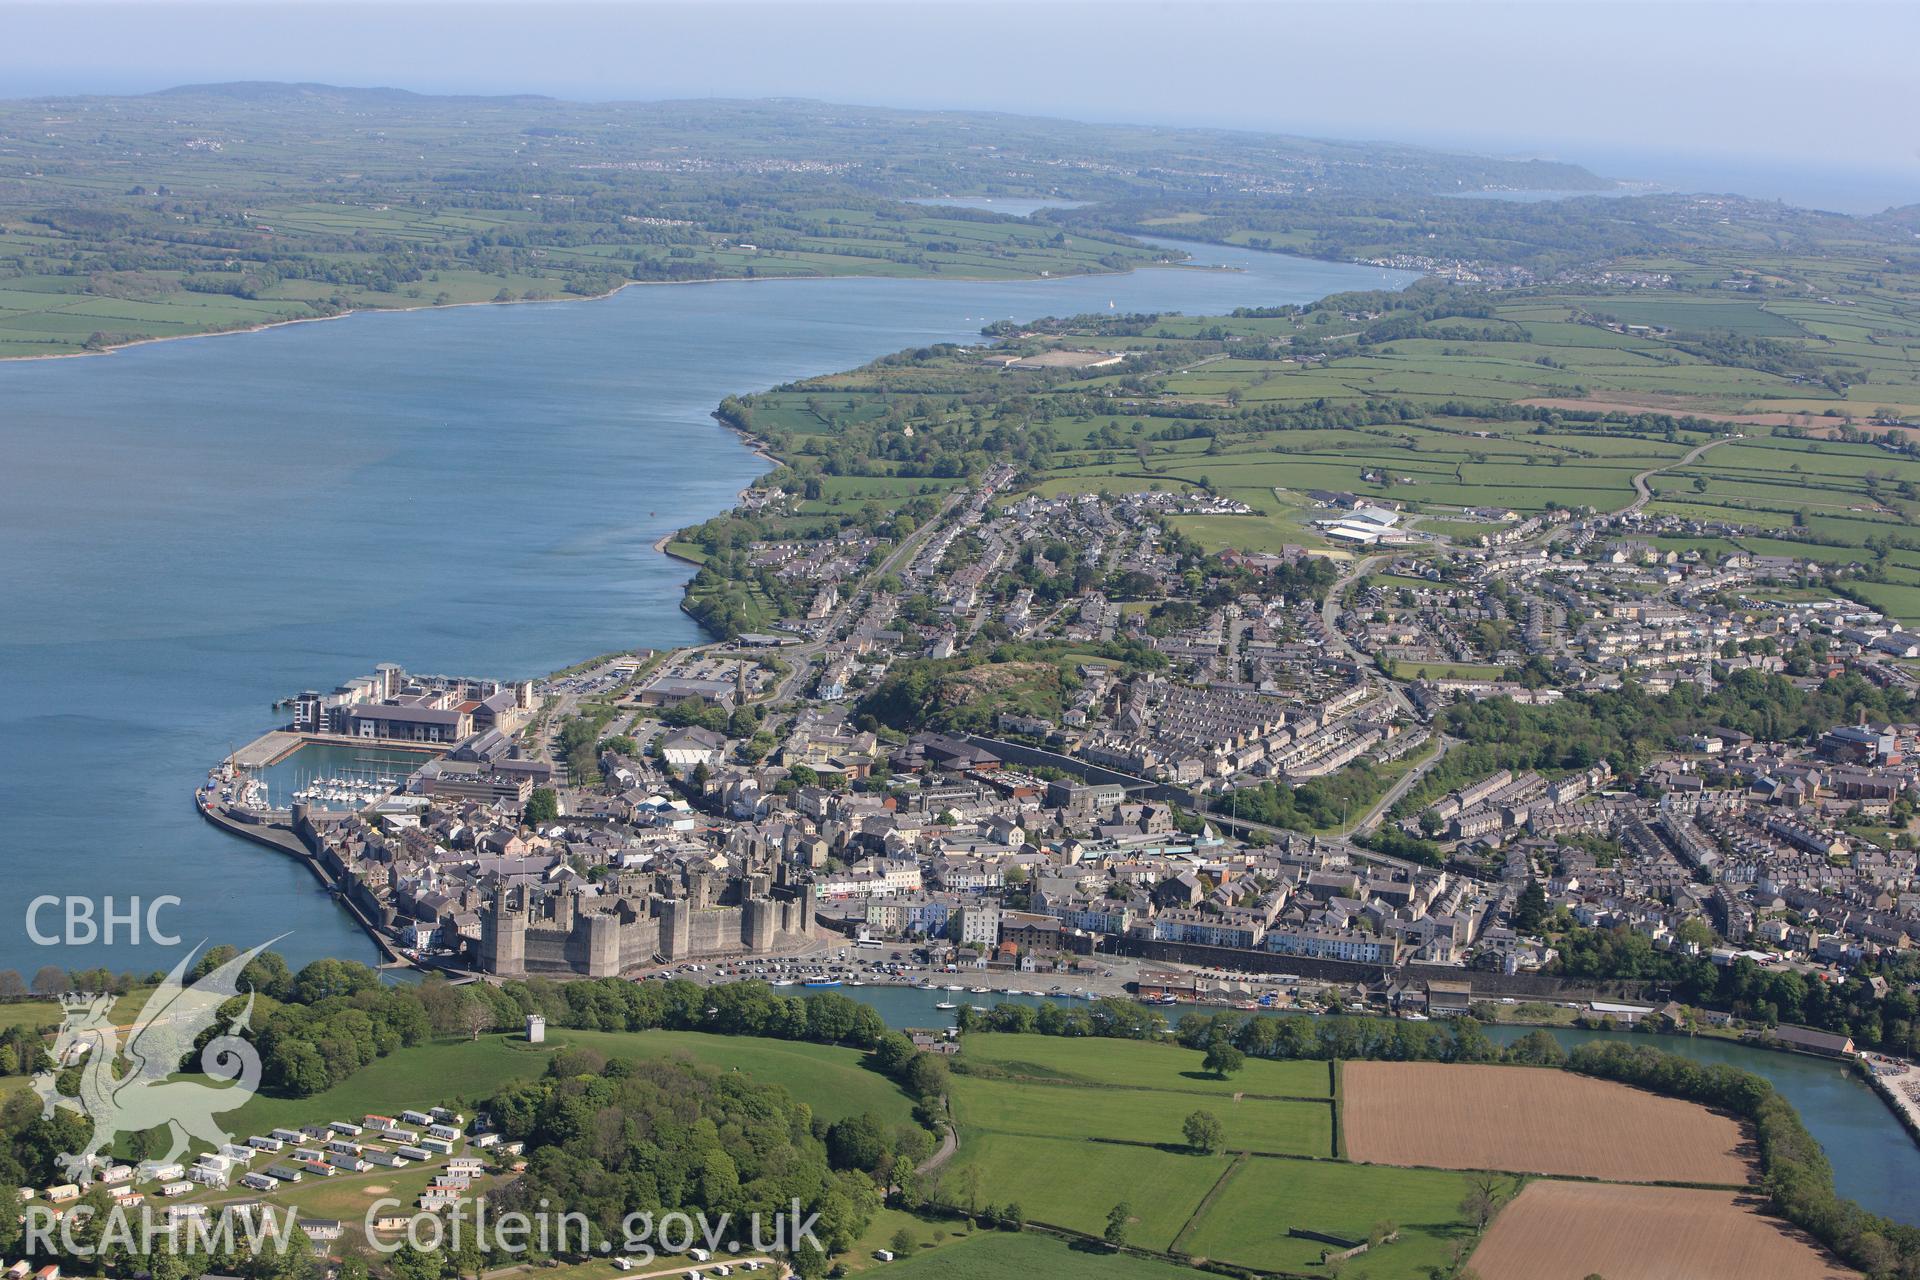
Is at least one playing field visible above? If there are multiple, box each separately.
[1468,1181,1857,1280]
[1341,1061,1754,1184]
[960,1032,1332,1096]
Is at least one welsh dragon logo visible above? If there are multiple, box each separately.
[34,939,282,1182]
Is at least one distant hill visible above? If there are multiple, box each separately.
[146,81,556,106]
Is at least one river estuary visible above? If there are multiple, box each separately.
[1,219,1915,1217]
[0,229,1409,979]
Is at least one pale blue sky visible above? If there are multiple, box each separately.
[3,1,1915,212]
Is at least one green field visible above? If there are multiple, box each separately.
[0,999,59,1032]
[227,1028,916,1136]
[961,1033,1331,1097]
[877,1228,1207,1280]
[942,1036,1478,1277]
[1179,1157,1486,1276]
[940,1130,1226,1251]
[949,1077,1333,1158]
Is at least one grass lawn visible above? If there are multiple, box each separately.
[961,1033,1332,1098]
[839,1207,976,1275]
[567,1029,919,1126]
[227,1034,562,1136]
[270,1158,497,1224]
[939,1131,1226,1251]
[0,999,59,1032]
[876,1230,1206,1280]
[948,1077,1332,1158]
[1179,1157,1486,1278]
[228,1029,914,1137]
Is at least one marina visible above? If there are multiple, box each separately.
[255,740,439,811]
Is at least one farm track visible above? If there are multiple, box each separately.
[1617,433,1736,516]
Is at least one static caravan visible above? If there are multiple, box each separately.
[240,1173,277,1193]
[301,1161,338,1179]
[366,1150,408,1169]
[472,1133,500,1149]
[248,1136,283,1153]
[265,1164,304,1184]
[101,1165,134,1184]
[328,1121,363,1138]
[157,1181,193,1197]
[400,1110,433,1127]
[395,1146,431,1162]
[327,1153,372,1173]
[363,1114,396,1129]
[426,1124,462,1142]
[429,1108,462,1125]
[109,1189,144,1207]
[380,1128,419,1144]
[220,1144,255,1163]
[270,1128,303,1143]
[420,1138,455,1156]
[325,1140,361,1157]
[186,1166,227,1189]
[194,1154,233,1176]
[430,1175,469,1190]
[445,1157,485,1176]
[293,1147,324,1163]
[139,1162,184,1183]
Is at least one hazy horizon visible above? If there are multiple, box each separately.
[2,0,1918,214]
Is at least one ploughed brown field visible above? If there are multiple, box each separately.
[1469,1181,1858,1280]
[1342,1061,1754,1183]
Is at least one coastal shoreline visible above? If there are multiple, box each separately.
[0,249,1211,365]
[651,532,705,569]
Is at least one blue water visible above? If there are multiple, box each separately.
[833,985,1920,1222]
[1565,148,1920,216]
[0,238,1415,981]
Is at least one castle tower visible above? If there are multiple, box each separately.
[658,897,691,962]
[580,912,621,978]
[742,897,776,953]
[481,890,527,976]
